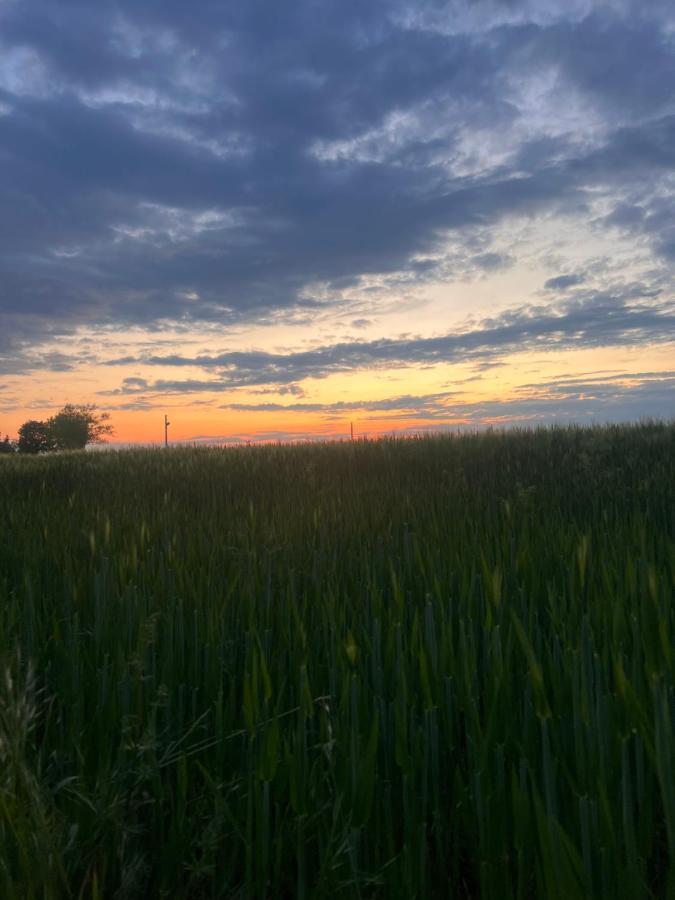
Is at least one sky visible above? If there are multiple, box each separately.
[0,0,673,445]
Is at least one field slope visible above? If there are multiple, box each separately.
[1,423,674,898]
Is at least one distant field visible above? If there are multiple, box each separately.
[1,423,674,898]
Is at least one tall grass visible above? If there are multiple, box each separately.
[0,422,673,897]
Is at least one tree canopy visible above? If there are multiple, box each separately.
[16,405,114,453]
[18,420,56,454]
[49,404,113,450]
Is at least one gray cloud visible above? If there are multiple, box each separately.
[0,0,674,359]
[102,293,675,393]
[214,371,675,425]
[143,371,675,443]
[544,273,585,291]
[222,392,452,417]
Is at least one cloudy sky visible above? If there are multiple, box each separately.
[1,0,673,443]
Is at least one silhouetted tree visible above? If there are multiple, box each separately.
[17,420,55,454]
[16,405,114,453]
[0,435,14,454]
[48,404,114,450]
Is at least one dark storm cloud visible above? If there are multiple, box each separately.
[1,0,674,354]
[102,294,675,393]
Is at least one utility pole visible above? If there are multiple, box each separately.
[164,414,170,448]
[350,421,354,441]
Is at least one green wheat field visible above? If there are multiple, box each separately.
[1,422,674,898]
